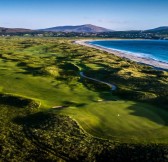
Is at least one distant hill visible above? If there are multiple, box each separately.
[0,27,32,33]
[40,24,112,33]
[146,26,168,32]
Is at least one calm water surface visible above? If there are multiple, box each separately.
[89,40,168,63]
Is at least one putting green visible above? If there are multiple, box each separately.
[57,101,168,143]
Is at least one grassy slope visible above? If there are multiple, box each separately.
[0,37,168,144]
[58,101,168,143]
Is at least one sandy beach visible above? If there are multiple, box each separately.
[75,40,168,70]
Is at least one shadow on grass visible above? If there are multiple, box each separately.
[0,93,35,108]
[17,67,45,76]
[13,111,51,128]
[62,101,87,107]
[80,77,118,101]
[126,103,168,126]
[16,62,45,76]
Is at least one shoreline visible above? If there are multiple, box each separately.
[75,39,168,71]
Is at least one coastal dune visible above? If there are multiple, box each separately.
[75,40,168,70]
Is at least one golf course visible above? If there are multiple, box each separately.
[0,37,168,161]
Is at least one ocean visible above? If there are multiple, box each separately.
[89,40,168,64]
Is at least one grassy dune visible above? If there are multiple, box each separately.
[0,37,168,161]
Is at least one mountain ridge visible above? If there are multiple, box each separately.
[0,25,168,34]
[0,27,32,33]
[40,24,112,33]
[146,26,168,32]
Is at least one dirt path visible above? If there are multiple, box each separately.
[80,72,117,91]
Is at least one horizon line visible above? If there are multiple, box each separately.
[1,24,168,31]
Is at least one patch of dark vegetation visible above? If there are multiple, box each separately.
[62,101,87,107]
[59,62,79,71]
[20,66,44,76]
[0,93,39,110]
[15,77,21,80]
[141,69,166,76]
[17,62,27,67]
[59,69,78,77]
[95,143,168,162]
[56,56,68,60]
[81,78,110,92]
[85,69,116,80]
[115,88,157,101]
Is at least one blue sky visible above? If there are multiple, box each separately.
[0,0,168,30]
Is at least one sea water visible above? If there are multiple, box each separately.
[89,40,168,64]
